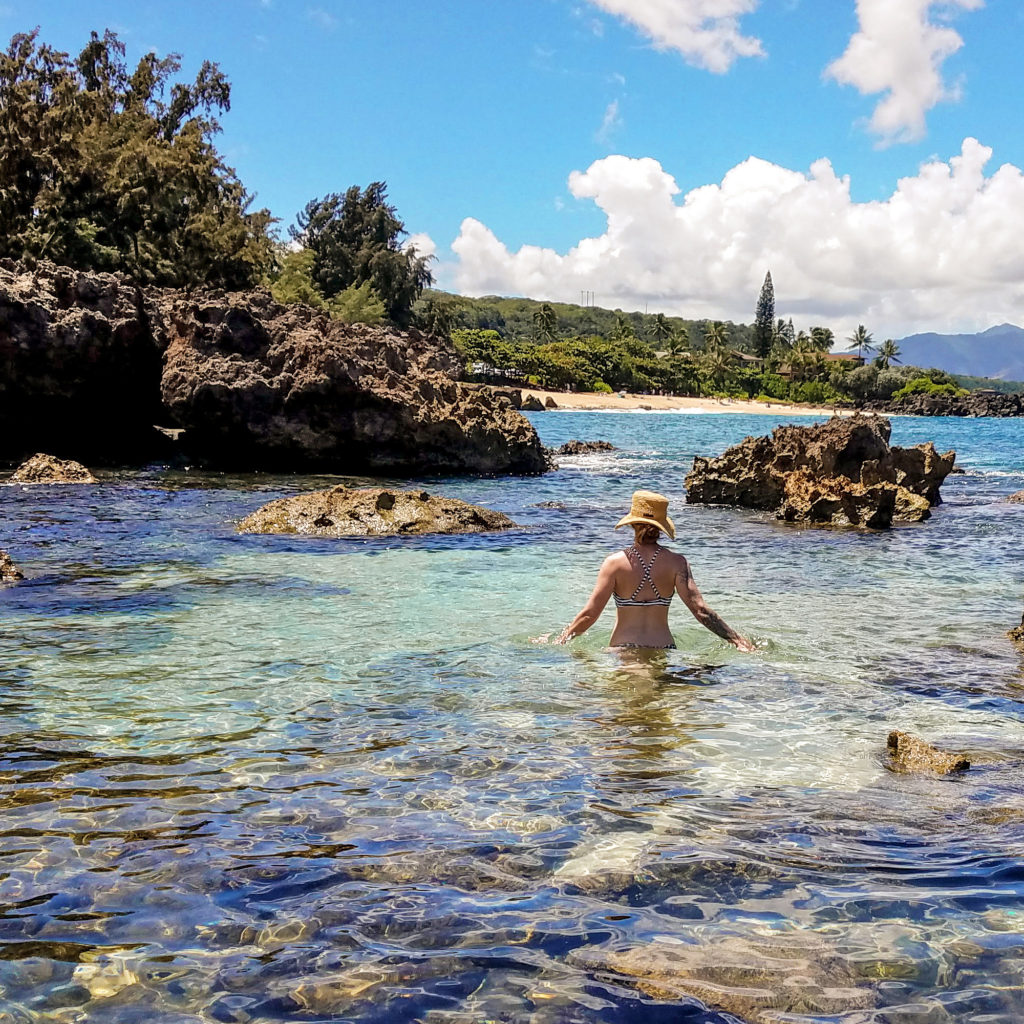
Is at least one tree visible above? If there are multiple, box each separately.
[810,326,834,352]
[704,320,729,352]
[0,29,275,287]
[649,312,672,346]
[753,270,774,358]
[667,325,690,358]
[611,312,635,342]
[702,345,735,391]
[293,182,433,325]
[772,317,795,350]
[846,324,875,361]
[874,338,902,368]
[533,302,558,342]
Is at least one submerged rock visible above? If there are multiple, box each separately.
[555,439,617,456]
[0,550,24,581]
[886,730,970,774]
[568,934,877,1021]
[685,415,954,529]
[238,486,517,537]
[11,453,97,484]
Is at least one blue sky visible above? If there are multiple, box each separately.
[10,1,1024,335]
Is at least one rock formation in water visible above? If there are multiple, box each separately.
[521,395,545,411]
[873,390,1024,418]
[1009,615,1024,646]
[1008,491,1024,504]
[568,934,877,1020]
[555,440,617,456]
[11,453,97,484]
[0,550,24,581]
[0,260,550,475]
[685,415,955,528]
[158,292,549,475]
[0,261,166,460]
[886,731,970,774]
[237,486,517,537]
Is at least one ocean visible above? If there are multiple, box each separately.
[1,410,1022,1022]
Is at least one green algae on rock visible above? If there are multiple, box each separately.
[237,486,517,537]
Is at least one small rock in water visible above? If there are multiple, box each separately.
[534,500,568,510]
[1007,490,1024,503]
[886,730,970,774]
[0,550,24,582]
[521,395,545,411]
[11,452,97,484]
[238,486,517,537]
[1009,614,1024,646]
[555,439,617,456]
[544,396,558,408]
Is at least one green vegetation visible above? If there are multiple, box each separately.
[0,29,275,287]
[753,271,774,358]
[291,182,432,325]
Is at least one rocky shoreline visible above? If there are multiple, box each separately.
[867,390,1024,417]
[0,261,549,476]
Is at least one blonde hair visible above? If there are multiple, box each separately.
[633,524,661,545]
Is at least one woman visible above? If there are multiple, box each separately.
[553,490,754,652]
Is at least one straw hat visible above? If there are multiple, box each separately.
[615,490,675,540]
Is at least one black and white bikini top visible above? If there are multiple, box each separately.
[613,546,672,607]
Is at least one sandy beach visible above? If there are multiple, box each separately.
[523,388,854,417]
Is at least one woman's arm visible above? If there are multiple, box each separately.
[553,555,618,644]
[675,557,755,652]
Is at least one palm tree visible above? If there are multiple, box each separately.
[701,345,735,391]
[846,324,875,361]
[810,326,834,352]
[875,338,902,368]
[772,317,794,350]
[703,320,729,351]
[533,303,558,343]
[611,312,635,342]
[649,313,672,345]
[667,324,691,359]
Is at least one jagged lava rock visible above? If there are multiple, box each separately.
[0,260,166,460]
[886,731,970,774]
[237,486,516,537]
[11,453,96,484]
[556,440,617,455]
[159,292,549,474]
[685,414,954,528]
[1008,490,1024,503]
[0,551,24,581]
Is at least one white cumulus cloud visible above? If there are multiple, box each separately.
[826,0,984,145]
[586,0,763,73]
[404,232,437,260]
[450,140,1024,337]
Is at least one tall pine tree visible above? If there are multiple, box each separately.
[754,270,774,359]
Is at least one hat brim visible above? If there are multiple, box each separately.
[615,513,675,540]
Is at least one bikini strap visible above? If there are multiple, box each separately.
[628,545,662,600]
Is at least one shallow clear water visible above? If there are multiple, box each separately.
[1,411,1023,1023]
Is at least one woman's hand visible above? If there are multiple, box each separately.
[732,635,756,653]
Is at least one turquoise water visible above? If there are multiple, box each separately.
[1,411,1023,1023]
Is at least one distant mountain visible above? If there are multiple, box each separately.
[896,323,1024,381]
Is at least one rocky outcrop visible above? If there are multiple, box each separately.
[544,396,558,409]
[876,390,1024,418]
[158,291,549,474]
[0,260,551,475]
[555,440,617,455]
[0,260,166,461]
[1008,490,1024,503]
[568,935,876,1021]
[0,551,24,581]
[1010,615,1024,646]
[237,486,516,537]
[11,453,96,484]
[685,415,955,528]
[886,731,970,774]
[521,395,545,411]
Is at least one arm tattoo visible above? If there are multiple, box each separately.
[699,608,735,642]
